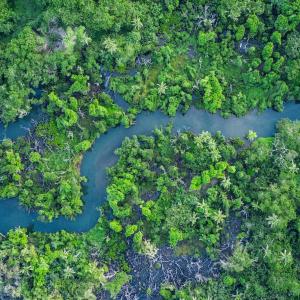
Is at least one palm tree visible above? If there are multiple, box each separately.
[266,214,280,228]
[190,212,198,225]
[289,161,299,174]
[246,130,257,141]
[280,249,292,265]
[262,244,271,258]
[132,17,143,31]
[64,266,75,278]
[197,200,210,219]
[157,82,167,95]
[213,209,226,224]
[103,38,118,54]
[142,239,158,259]
[221,176,231,189]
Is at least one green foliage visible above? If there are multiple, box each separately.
[156,120,300,299]
[164,0,179,12]
[103,128,240,255]
[75,140,91,153]
[235,25,245,41]
[0,141,24,198]
[104,272,131,299]
[169,228,184,247]
[125,224,138,237]
[246,14,261,37]
[0,229,107,299]
[223,275,236,287]
[190,176,202,191]
[222,243,253,273]
[67,74,90,96]
[198,31,216,47]
[1,2,300,299]
[0,82,123,220]
[110,220,123,233]
[29,151,41,163]
[275,14,289,33]
[0,0,298,123]
[271,31,282,45]
[0,0,15,34]
[262,42,274,60]
[0,27,44,123]
[201,73,225,113]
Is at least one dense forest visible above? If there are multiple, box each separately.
[0,0,300,299]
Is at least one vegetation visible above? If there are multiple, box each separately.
[0,1,300,299]
[0,0,299,123]
[0,77,124,220]
[99,120,300,299]
[1,119,299,299]
[105,126,238,255]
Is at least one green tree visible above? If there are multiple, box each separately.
[125,224,138,237]
[109,220,123,233]
[198,31,216,47]
[236,25,245,41]
[75,140,91,153]
[275,15,289,33]
[262,42,274,60]
[200,73,225,113]
[0,0,15,34]
[271,31,282,45]
[169,228,184,247]
[246,15,261,37]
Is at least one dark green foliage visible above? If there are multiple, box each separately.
[161,120,300,299]
[104,127,240,256]
[0,1,300,299]
[0,228,107,299]
[1,0,299,122]
[0,77,124,220]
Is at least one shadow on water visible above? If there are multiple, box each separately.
[0,85,299,233]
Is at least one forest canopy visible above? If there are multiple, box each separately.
[0,0,300,299]
[0,0,299,122]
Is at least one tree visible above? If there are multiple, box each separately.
[109,220,123,233]
[222,243,253,273]
[236,25,245,41]
[247,130,257,141]
[200,72,225,113]
[67,74,90,95]
[75,140,91,153]
[0,0,15,34]
[104,272,131,299]
[169,228,184,247]
[103,37,118,54]
[275,15,289,33]
[262,42,274,60]
[190,176,202,191]
[29,152,41,163]
[132,17,143,31]
[198,31,216,47]
[164,0,179,12]
[271,31,282,45]
[63,26,91,54]
[246,15,261,37]
[157,82,167,95]
[125,224,138,237]
[0,27,44,123]
[286,33,300,59]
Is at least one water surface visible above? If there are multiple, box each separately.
[0,101,299,233]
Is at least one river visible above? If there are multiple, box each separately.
[0,93,299,233]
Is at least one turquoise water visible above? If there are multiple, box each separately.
[0,106,45,140]
[0,98,299,233]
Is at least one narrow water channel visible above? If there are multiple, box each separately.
[0,97,299,233]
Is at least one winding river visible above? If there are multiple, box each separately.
[0,93,299,233]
